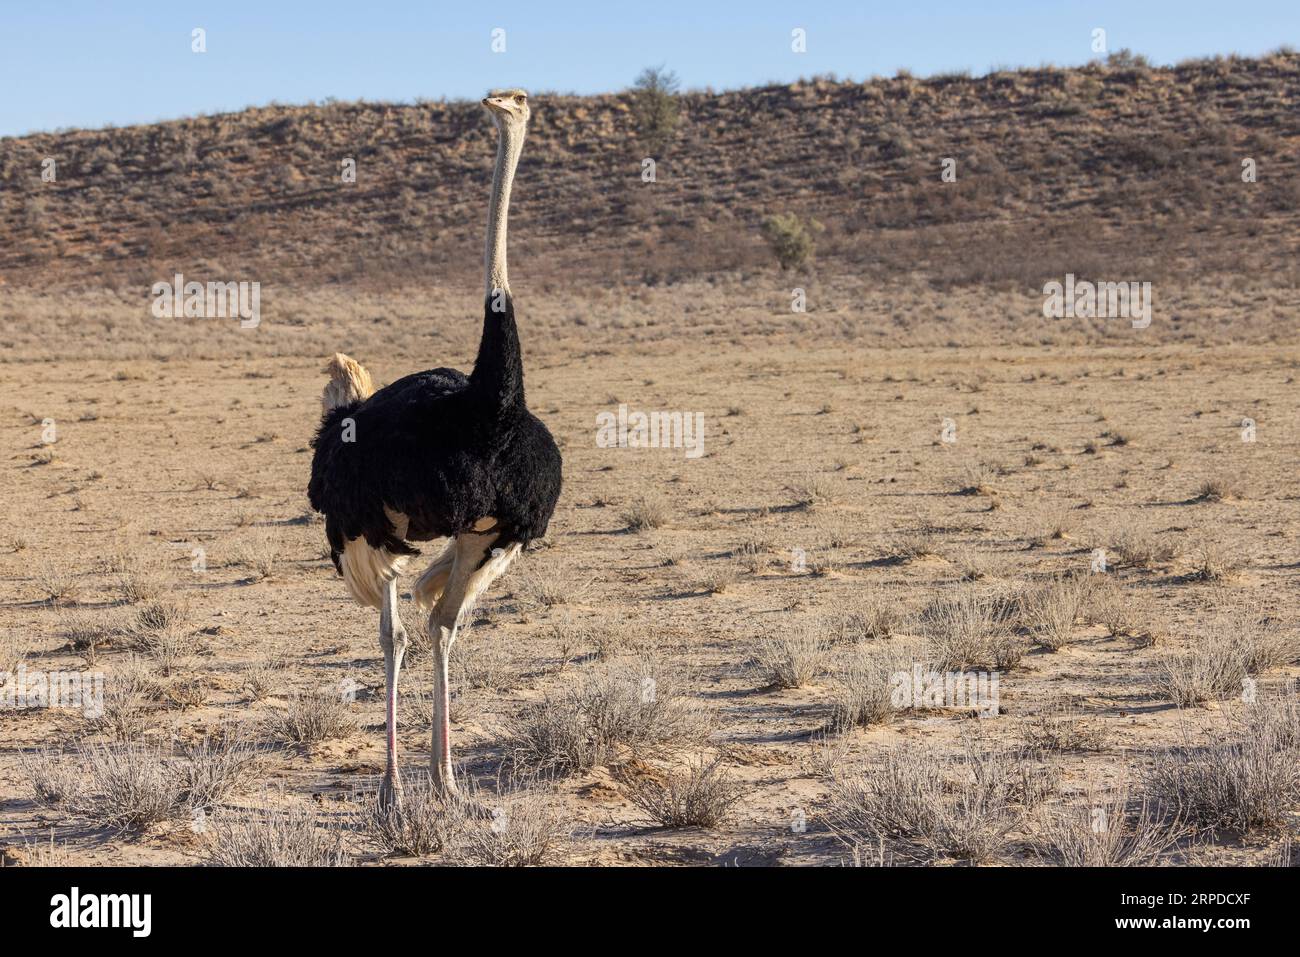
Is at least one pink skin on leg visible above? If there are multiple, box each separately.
[379,578,405,806]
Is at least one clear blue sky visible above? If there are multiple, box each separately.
[1,1,1295,137]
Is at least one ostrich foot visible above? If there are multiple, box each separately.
[378,768,404,811]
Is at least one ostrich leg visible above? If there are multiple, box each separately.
[378,576,408,808]
[427,532,521,792]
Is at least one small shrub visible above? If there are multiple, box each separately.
[1143,697,1300,833]
[514,564,592,610]
[273,688,357,744]
[133,596,191,634]
[210,802,349,866]
[788,472,836,511]
[630,65,680,152]
[918,587,1023,670]
[1036,786,1186,866]
[20,749,86,808]
[619,758,744,828]
[0,633,33,686]
[90,660,159,741]
[1110,527,1177,568]
[1195,477,1241,503]
[241,661,281,701]
[884,526,940,564]
[590,621,631,661]
[1157,637,1249,707]
[951,461,997,496]
[1191,540,1247,582]
[356,772,470,856]
[828,641,924,731]
[828,741,1054,862]
[1021,704,1110,752]
[750,625,828,689]
[175,731,259,813]
[832,591,903,642]
[136,625,199,676]
[761,212,819,271]
[1020,573,1090,651]
[501,663,711,777]
[696,562,740,594]
[235,533,281,581]
[450,635,515,692]
[59,612,123,664]
[452,788,568,866]
[79,743,184,831]
[620,495,667,532]
[32,560,80,605]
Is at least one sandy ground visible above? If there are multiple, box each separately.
[2,330,1298,865]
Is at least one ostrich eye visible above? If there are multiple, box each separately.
[514,94,525,102]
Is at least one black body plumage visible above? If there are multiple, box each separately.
[308,294,562,573]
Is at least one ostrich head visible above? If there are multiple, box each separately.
[482,89,530,131]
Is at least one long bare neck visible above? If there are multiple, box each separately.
[470,117,527,413]
[484,119,524,297]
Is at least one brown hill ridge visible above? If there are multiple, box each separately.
[1,52,1298,294]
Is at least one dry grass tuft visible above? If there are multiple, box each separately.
[751,625,828,689]
[788,472,836,511]
[356,772,470,856]
[828,641,925,731]
[620,495,668,531]
[452,787,569,866]
[79,742,184,831]
[210,801,349,866]
[272,688,357,743]
[513,564,592,609]
[501,663,712,777]
[0,632,33,686]
[241,660,283,702]
[20,749,86,808]
[175,731,260,813]
[695,560,741,594]
[1109,526,1178,569]
[1158,600,1294,707]
[1191,540,1248,582]
[1194,477,1242,503]
[132,596,192,634]
[135,624,200,676]
[918,586,1024,670]
[832,590,904,642]
[1019,573,1090,651]
[951,461,998,496]
[828,740,1055,863]
[1143,696,1300,833]
[32,559,81,606]
[450,635,516,692]
[59,611,124,664]
[1157,639,1248,707]
[89,659,160,741]
[116,555,171,603]
[1036,786,1187,865]
[234,532,282,581]
[619,757,744,828]
[21,832,74,867]
[1021,704,1111,752]
[884,525,940,564]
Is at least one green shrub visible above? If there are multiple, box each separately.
[761,213,820,271]
[631,66,680,152]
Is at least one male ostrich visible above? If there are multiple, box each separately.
[308,90,561,802]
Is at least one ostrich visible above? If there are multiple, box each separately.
[308,89,561,803]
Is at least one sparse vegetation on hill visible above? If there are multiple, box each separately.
[2,52,1298,294]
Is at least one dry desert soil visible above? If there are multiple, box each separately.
[1,54,1298,866]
